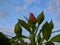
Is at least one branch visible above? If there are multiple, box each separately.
[5,30,60,38]
[52,30,60,33]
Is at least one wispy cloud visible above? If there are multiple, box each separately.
[56,0,60,6]
[0,11,8,18]
[0,11,3,17]
[16,6,27,12]
[47,0,60,30]
[47,0,60,18]
[16,0,35,12]
[24,0,35,4]
[48,0,60,13]
[0,11,6,17]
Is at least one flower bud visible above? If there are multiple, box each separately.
[28,13,36,23]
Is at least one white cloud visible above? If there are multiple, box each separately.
[0,25,15,37]
[56,0,60,6]
[0,10,8,17]
[47,0,60,18]
[0,11,6,17]
[24,0,34,2]
[48,5,56,13]
[16,0,35,12]
[16,6,22,11]
[48,0,60,13]
[16,6,27,12]
[47,0,60,30]
[24,0,35,4]
[16,0,35,11]
[0,11,3,17]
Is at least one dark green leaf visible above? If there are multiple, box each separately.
[14,22,22,36]
[32,26,37,33]
[45,42,54,45]
[22,35,29,39]
[18,19,31,33]
[18,38,26,45]
[40,37,44,43]
[35,26,40,35]
[50,35,60,42]
[38,29,42,35]
[37,11,44,26]
[37,29,42,44]
[49,20,54,30]
[9,36,17,43]
[38,37,44,45]
[30,33,36,45]
[28,20,36,28]
[37,34,41,44]
[42,22,51,40]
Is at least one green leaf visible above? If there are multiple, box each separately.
[32,26,37,33]
[37,34,41,44]
[30,33,36,45]
[50,35,60,42]
[18,37,26,45]
[9,36,17,43]
[28,19,36,28]
[42,22,51,40]
[37,11,44,26]
[38,37,44,45]
[23,16,28,21]
[18,19,31,33]
[14,22,22,36]
[37,29,42,44]
[22,35,29,39]
[45,42,54,45]
[49,20,54,30]
[38,29,42,35]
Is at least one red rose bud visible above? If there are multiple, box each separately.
[28,13,36,22]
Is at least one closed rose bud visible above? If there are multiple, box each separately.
[28,13,36,23]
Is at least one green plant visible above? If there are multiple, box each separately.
[0,32,10,45]
[10,11,60,45]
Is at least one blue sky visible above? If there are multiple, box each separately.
[0,0,60,40]
[0,0,60,44]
